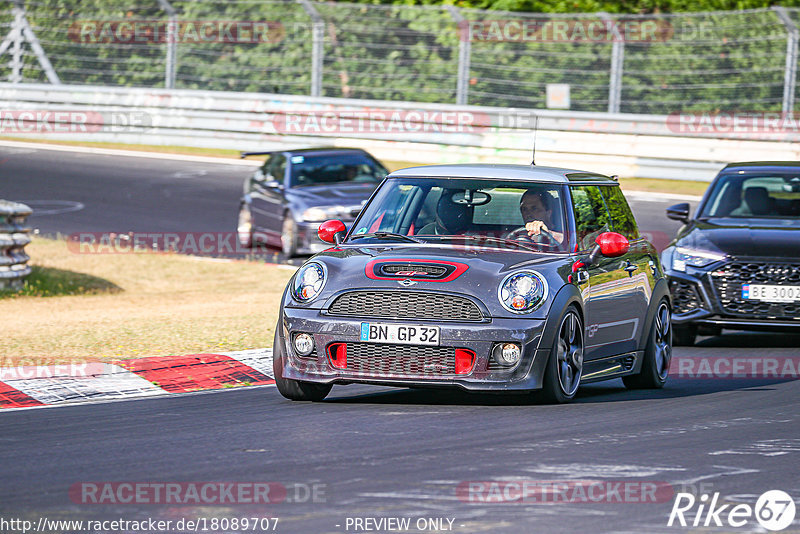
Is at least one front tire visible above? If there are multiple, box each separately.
[281,214,297,257]
[272,330,331,401]
[623,300,672,389]
[237,204,254,248]
[540,307,584,404]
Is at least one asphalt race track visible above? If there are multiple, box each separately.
[2,144,799,533]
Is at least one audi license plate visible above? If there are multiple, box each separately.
[742,284,800,303]
[360,322,440,346]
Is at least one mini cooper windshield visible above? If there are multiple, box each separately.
[347,177,570,252]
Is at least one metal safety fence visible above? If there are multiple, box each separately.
[0,199,32,291]
[0,1,798,115]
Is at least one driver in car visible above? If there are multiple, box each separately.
[509,188,565,244]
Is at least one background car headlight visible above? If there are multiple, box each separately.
[672,246,726,272]
[302,207,335,222]
[291,262,327,302]
[498,271,547,313]
[303,206,360,222]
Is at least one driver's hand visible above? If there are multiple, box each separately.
[525,220,548,236]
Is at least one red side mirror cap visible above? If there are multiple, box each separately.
[595,232,629,258]
[318,219,346,244]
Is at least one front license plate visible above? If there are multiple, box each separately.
[742,284,800,303]
[360,322,440,346]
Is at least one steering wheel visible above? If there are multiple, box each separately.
[505,226,560,248]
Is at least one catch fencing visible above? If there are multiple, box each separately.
[0,1,799,115]
[2,83,800,181]
[0,200,32,291]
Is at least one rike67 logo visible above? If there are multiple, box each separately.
[668,490,796,531]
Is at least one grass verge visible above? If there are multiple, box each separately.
[0,237,294,364]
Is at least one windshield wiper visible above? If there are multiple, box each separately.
[349,232,424,244]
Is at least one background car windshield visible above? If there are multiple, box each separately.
[349,177,568,251]
[289,154,387,187]
[700,174,800,219]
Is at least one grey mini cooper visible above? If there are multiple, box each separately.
[273,164,672,403]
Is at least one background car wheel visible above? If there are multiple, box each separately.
[672,323,697,346]
[237,204,254,248]
[623,300,672,389]
[540,307,583,404]
[281,214,297,257]
[272,330,331,401]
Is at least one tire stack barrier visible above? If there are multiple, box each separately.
[0,200,33,291]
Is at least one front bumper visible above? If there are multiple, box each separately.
[278,306,551,392]
[295,221,331,255]
[667,262,800,332]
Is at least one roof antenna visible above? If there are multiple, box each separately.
[531,114,539,166]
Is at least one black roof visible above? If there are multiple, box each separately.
[722,161,800,172]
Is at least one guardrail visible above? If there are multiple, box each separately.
[2,83,800,181]
[0,200,32,291]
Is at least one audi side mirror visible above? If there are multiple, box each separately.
[666,202,690,223]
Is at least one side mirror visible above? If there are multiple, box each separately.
[666,202,690,223]
[587,232,629,264]
[264,178,283,189]
[318,219,346,244]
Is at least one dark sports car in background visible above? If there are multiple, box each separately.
[273,164,672,403]
[237,147,388,256]
[662,161,800,345]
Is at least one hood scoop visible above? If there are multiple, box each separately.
[366,259,469,282]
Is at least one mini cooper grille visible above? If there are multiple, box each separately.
[711,261,800,320]
[340,343,456,376]
[328,291,484,321]
[669,280,702,314]
[381,264,448,277]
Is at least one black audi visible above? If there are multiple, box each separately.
[273,164,672,403]
[237,147,388,256]
[662,162,800,345]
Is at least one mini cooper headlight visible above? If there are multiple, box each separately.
[291,262,327,302]
[498,271,547,313]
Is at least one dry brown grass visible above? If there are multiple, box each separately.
[0,237,295,364]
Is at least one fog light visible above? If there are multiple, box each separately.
[293,333,314,356]
[493,343,521,366]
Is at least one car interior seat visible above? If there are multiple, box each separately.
[744,186,772,216]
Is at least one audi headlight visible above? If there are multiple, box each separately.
[672,246,726,272]
[291,262,327,302]
[499,271,548,313]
